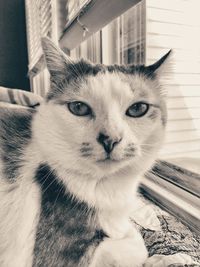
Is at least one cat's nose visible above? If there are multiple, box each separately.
[97,132,122,154]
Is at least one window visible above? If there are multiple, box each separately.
[70,1,146,65]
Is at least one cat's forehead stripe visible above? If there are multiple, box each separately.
[47,62,159,104]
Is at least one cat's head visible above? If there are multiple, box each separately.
[35,37,171,178]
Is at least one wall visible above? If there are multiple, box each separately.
[0,0,30,90]
[146,0,200,158]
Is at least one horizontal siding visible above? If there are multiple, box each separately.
[167,97,200,109]
[146,0,200,158]
[166,86,200,97]
[160,151,200,159]
[165,130,200,143]
[147,48,200,68]
[147,34,200,50]
[161,140,200,156]
[146,2,200,26]
[146,0,185,12]
[168,108,200,120]
[166,119,200,132]
[147,21,200,38]
[165,74,200,85]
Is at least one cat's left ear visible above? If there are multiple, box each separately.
[41,37,74,81]
[145,50,172,76]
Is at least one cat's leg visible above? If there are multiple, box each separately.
[89,228,148,267]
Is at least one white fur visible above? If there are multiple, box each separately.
[0,146,41,267]
[32,71,165,209]
[89,227,148,267]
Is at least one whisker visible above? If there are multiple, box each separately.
[52,186,65,210]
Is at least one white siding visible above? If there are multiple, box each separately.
[146,0,200,158]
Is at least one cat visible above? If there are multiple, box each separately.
[0,37,171,267]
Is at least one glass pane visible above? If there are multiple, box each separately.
[70,1,146,66]
[71,31,102,63]
[120,1,145,65]
[101,18,120,64]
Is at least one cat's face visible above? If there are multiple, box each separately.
[35,38,171,178]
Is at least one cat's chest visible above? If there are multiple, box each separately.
[33,164,105,267]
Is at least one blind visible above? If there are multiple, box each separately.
[25,0,54,71]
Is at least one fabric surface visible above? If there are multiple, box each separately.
[0,86,43,107]
[1,87,200,266]
[132,197,200,266]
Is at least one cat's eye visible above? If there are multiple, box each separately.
[68,101,92,116]
[126,102,149,118]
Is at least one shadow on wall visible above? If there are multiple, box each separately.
[0,0,30,90]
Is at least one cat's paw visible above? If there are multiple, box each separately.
[90,235,148,267]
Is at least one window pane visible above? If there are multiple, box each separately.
[70,1,146,65]
[71,31,102,63]
[120,1,145,65]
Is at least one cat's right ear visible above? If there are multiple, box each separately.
[145,50,172,77]
[41,37,74,81]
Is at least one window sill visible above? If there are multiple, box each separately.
[140,160,200,235]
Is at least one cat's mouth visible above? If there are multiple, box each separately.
[96,155,121,164]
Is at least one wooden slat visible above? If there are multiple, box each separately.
[168,108,200,120]
[167,74,200,85]
[147,47,200,65]
[165,130,200,143]
[147,33,200,50]
[165,86,200,97]
[166,119,200,131]
[161,140,200,155]
[167,97,200,109]
[159,151,200,159]
[147,6,200,26]
[146,0,184,12]
[147,21,200,38]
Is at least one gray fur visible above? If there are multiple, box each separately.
[0,107,34,181]
[33,164,105,267]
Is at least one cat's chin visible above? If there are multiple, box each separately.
[94,157,134,176]
[96,158,121,164]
